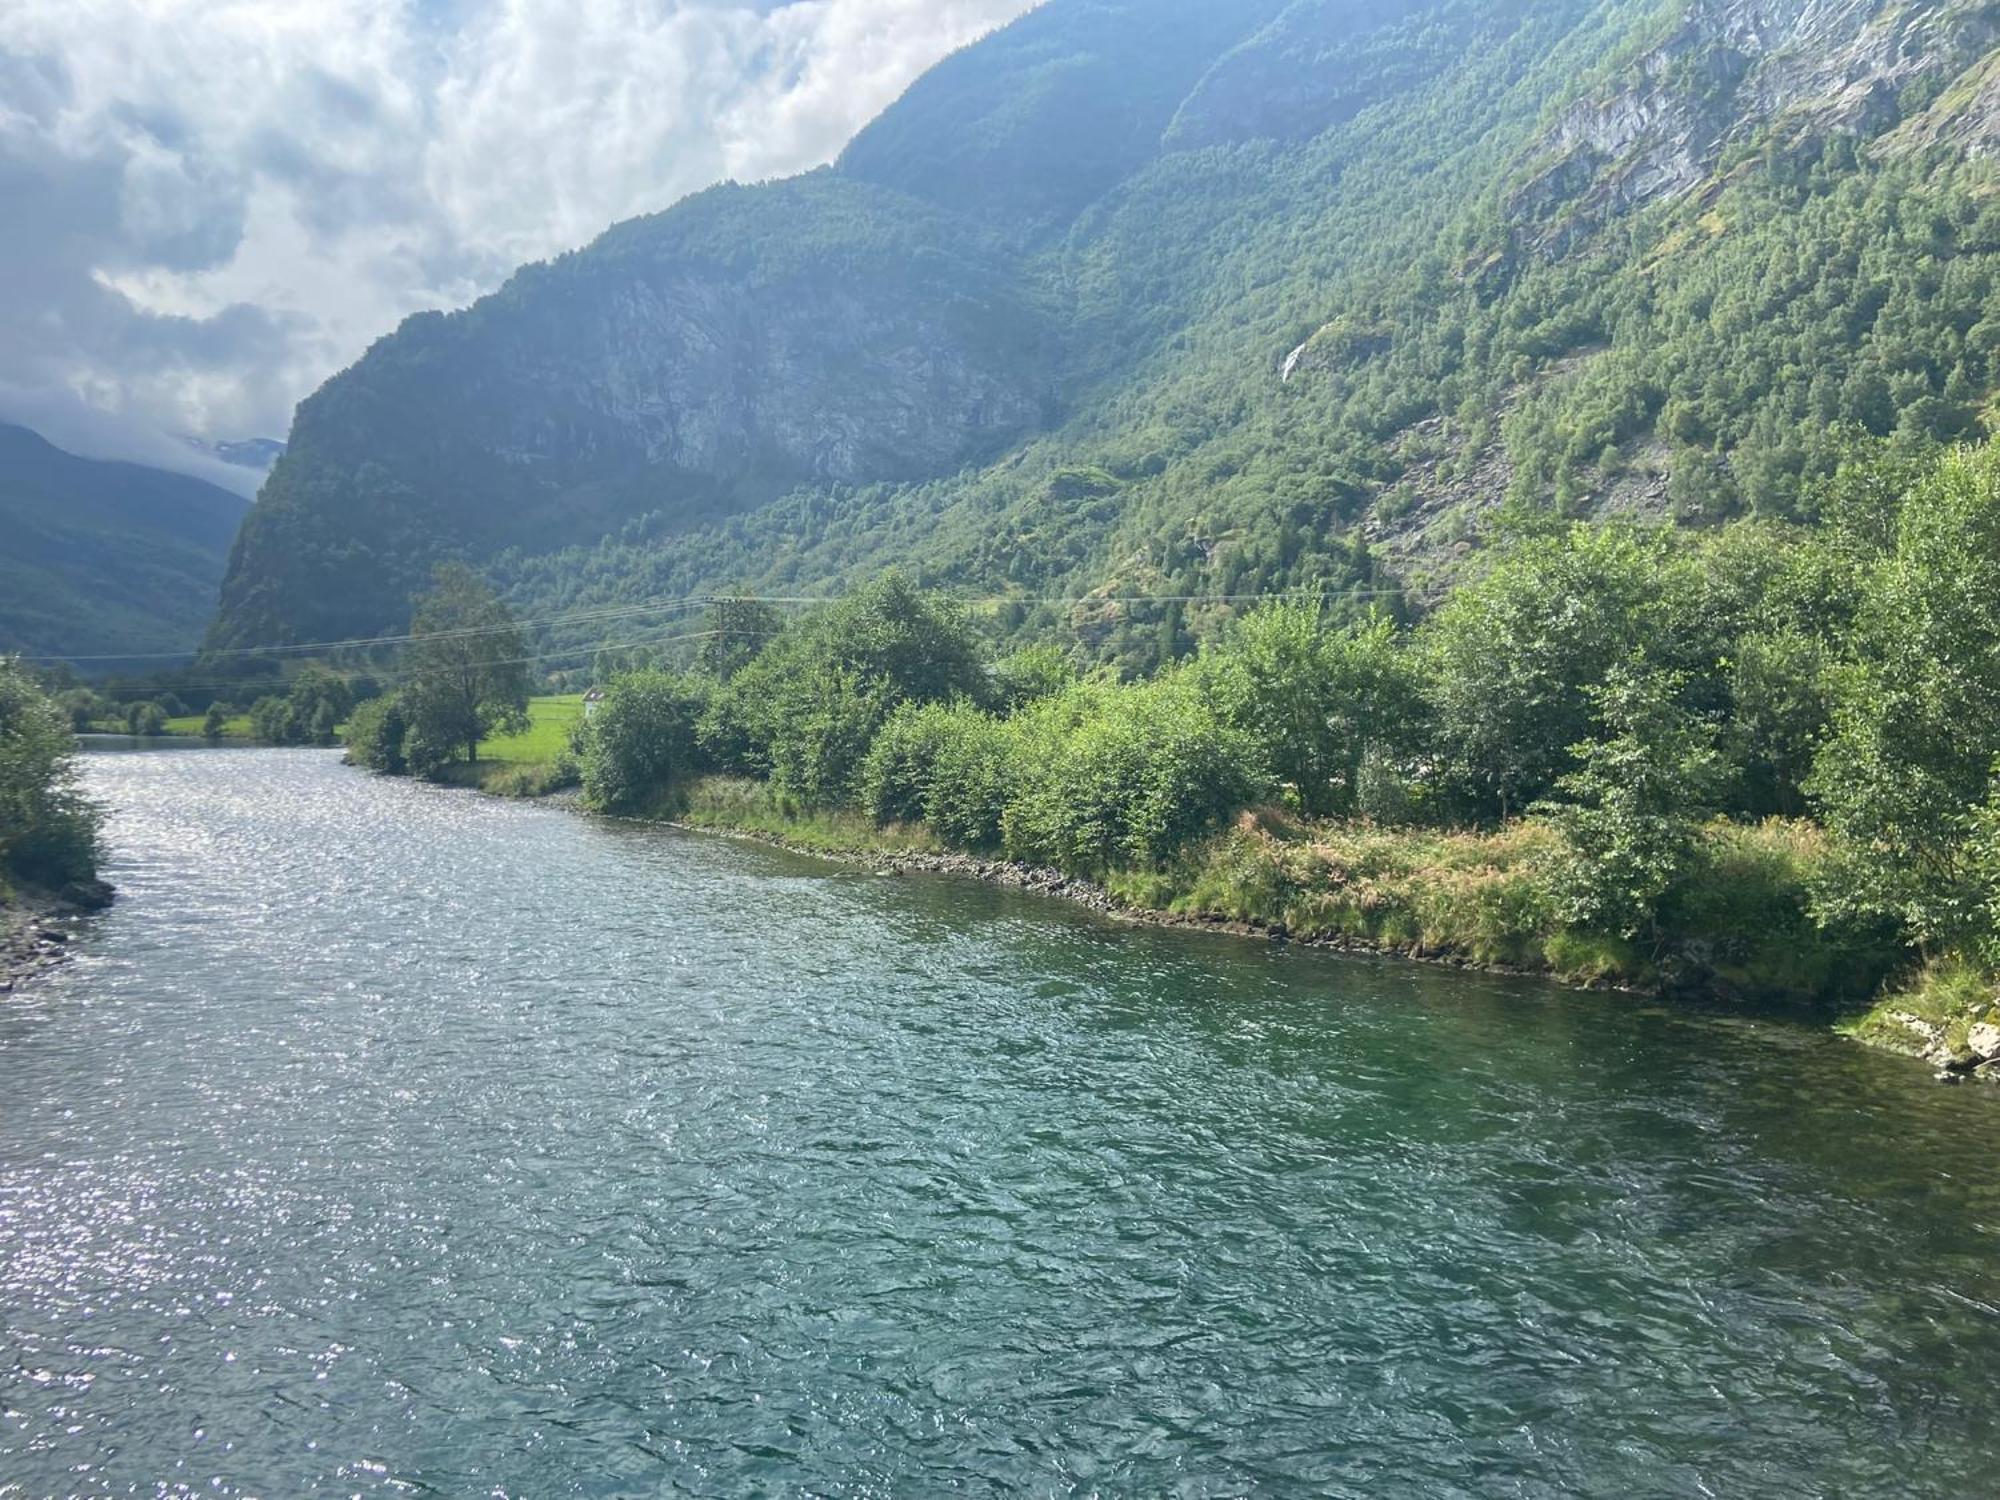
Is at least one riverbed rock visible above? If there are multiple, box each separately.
[1966,1022,2000,1061]
[1926,1039,1977,1072]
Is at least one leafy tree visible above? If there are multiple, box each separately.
[698,596,783,680]
[201,703,228,741]
[767,665,891,809]
[861,701,1014,847]
[1002,673,1267,871]
[1541,662,1726,942]
[991,644,1076,710]
[1421,525,1699,818]
[0,660,102,888]
[725,573,990,802]
[1807,444,2000,953]
[579,672,706,813]
[125,701,167,737]
[342,696,409,774]
[399,564,531,766]
[1202,602,1418,817]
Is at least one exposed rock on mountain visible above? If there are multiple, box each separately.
[210,0,2000,657]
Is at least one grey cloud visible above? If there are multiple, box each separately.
[0,0,1035,480]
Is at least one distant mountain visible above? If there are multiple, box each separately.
[183,436,286,474]
[0,424,249,664]
[210,0,2000,658]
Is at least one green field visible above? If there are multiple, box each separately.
[477,695,585,764]
[144,694,582,757]
[162,713,254,738]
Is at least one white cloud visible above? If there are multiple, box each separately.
[0,0,1033,474]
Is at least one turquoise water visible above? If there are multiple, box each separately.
[4,745,1999,1496]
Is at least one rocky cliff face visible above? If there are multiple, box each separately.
[1513,0,2000,245]
[209,0,2000,653]
[211,175,1056,647]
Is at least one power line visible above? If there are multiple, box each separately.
[19,584,1411,667]
[20,596,712,665]
[76,626,789,699]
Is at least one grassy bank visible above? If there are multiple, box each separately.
[664,778,1900,1007]
[163,712,252,738]
[679,777,942,856]
[1840,962,2000,1064]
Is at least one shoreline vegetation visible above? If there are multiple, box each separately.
[1,660,110,990]
[669,780,1855,1001]
[330,446,2000,1079]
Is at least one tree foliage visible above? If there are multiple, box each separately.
[399,565,532,766]
[0,660,102,889]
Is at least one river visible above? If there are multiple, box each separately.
[4,743,2000,1496]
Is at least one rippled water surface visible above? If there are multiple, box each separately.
[7,747,2000,1496]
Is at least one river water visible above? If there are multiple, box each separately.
[4,745,2000,1496]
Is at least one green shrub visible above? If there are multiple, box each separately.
[1002,672,1268,872]
[343,696,409,774]
[0,661,103,888]
[579,671,706,813]
[859,700,1014,848]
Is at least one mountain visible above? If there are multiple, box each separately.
[211,0,2000,660]
[183,436,286,475]
[0,424,250,664]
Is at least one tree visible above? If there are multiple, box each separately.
[698,596,783,680]
[125,701,166,737]
[1807,444,2000,953]
[991,644,1075,710]
[1421,525,1698,819]
[0,660,102,888]
[1541,662,1726,942]
[399,565,531,767]
[724,573,990,802]
[767,665,891,809]
[342,696,408,774]
[578,672,706,813]
[1202,602,1418,817]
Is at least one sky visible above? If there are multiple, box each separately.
[0,0,1035,492]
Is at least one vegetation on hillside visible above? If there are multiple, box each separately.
[211,0,2000,670]
[391,441,2000,1016]
[0,423,248,664]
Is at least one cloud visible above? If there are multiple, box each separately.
[0,0,1034,475]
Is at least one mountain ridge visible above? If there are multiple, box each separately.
[0,423,249,664]
[210,0,2000,664]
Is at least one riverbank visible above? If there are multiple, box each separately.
[0,879,112,993]
[666,778,1903,1011]
[381,757,1931,1054]
[1838,961,2000,1082]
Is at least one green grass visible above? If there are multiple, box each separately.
[1839,958,1999,1059]
[680,777,941,855]
[476,695,585,765]
[670,786,1899,1005]
[163,714,254,738]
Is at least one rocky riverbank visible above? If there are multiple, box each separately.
[1,881,113,993]
[669,821,1643,993]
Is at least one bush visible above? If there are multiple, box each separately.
[766,666,890,810]
[860,701,1014,848]
[343,696,409,774]
[579,671,706,813]
[1002,673,1268,872]
[0,661,103,888]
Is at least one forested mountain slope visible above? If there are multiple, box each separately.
[0,425,248,664]
[212,0,2000,661]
